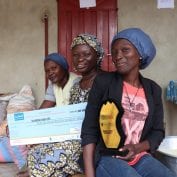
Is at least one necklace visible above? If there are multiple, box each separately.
[124,83,140,112]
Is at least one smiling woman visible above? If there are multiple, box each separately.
[81,28,177,177]
[68,34,104,106]
[111,39,141,75]
[26,34,104,177]
[40,53,80,108]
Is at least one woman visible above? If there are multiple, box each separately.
[69,33,104,104]
[40,52,80,108]
[81,28,177,177]
[16,53,80,177]
[26,34,104,177]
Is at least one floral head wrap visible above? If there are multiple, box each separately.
[71,34,104,67]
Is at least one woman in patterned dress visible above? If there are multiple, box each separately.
[25,34,104,177]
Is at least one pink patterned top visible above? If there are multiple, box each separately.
[121,81,149,165]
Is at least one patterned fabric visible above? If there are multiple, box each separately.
[28,140,82,177]
[121,82,149,165]
[27,83,89,177]
[122,82,148,145]
[69,82,90,104]
[71,33,104,67]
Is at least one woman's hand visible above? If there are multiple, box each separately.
[114,144,137,161]
[113,140,150,161]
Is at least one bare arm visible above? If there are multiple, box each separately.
[83,143,96,177]
[39,100,56,109]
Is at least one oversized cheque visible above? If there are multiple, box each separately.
[7,102,87,146]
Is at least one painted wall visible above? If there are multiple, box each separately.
[0,0,57,107]
[0,0,177,135]
[118,0,177,135]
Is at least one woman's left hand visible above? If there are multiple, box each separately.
[113,140,150,161]
[113,144,137,161]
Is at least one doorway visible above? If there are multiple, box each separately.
[57,0,118,71]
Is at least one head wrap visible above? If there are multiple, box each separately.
[44,53,69,71]
[71,34,104,67]
[111,28,156,69]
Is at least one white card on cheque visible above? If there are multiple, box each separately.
[7,102,87,146]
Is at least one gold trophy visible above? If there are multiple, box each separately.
[99,100,127,156]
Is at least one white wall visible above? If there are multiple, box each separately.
[0,0,177,135]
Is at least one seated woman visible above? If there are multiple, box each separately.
[26,34,104,177]
[16,53,80,177]
[81,28,177,177]
[40,52,80,108]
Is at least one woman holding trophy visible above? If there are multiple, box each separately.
[81,28,177,177]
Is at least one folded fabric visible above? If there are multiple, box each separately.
[0,93,17,126]
[0,136,13,162]
[0,120,8,136]
[6,85,36,114]
[0,136,28,169]
[0,85,36,170]
[0,101,8,125]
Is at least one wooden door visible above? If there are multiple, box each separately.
[57,0,118,71]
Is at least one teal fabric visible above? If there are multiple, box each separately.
[0,136,27,169]
[0,137,13,162]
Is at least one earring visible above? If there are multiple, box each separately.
[140,57,142,60]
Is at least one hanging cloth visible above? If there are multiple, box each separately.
[166,80,177,104]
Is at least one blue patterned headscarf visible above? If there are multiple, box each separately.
[44,53,69,71]
[111,28,156,69]
[71,34,104,67]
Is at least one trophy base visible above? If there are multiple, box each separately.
[100,148,129,156]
